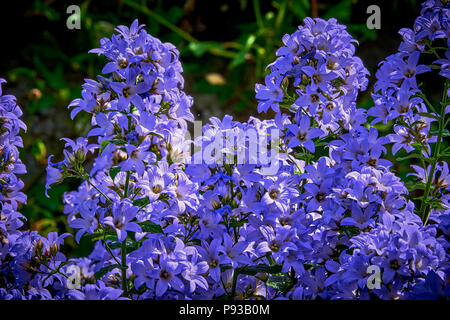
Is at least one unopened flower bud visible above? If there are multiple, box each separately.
[51,243,59,256]
[211,200,221,210]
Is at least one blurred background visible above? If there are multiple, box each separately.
[0,0,432,255]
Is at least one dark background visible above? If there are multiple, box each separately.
[0,0,434,255]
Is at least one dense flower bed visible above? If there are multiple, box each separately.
[0,0,449,300]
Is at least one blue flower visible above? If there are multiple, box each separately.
[103,200,142,242]
[153,253,184,297]
[285,116,323,153]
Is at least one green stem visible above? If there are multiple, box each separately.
[274,0,287,32]
[122,0,196,43]
[426,44,441,60]
[230,269,240,300]
[221,277,231,296]
[121,170,132,295]
[121,0,237,59]
[124,171,131,199]
[420,80,448,225]
[417,92,439,115]
[84,176,113,204]
[121,241,128,295]
[263,0,287,69]
[103,233,122,266]
[253,0,264,30]
[42,262,69,281]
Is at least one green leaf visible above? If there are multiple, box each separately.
[439,146,450,157]
[229,219,248,228]
[100,140,111,153]
[86,229,116,241]
[229,51,246,69]
[440,146,450,154]
[411,143,427,150]
[187,238,201,246]
[396,153,426,161]
[7,67,37,81]
[315,140,330,148]
[109,167,121,180]
[189,43,208,57]
[417,112,439,120]
[188,42,224,57]
[339,225,360,236]
[104,233,119,242]
[138,220,164,234]
[407,182,426,191]
[94,264,122,280]
[266,274,293,292]
[323,0,352,20]
[431,203,445,210]
[166,6,184,24]
[239,264,282,276]
[109,238,136,251]
[430,129,450,137]
[147,132,165,140]
[111,139,127,145]
[43,260,77,283]
[31,139,47,163]
[229,34,256,69]
[220,265,233,273]
[133,198,150,208]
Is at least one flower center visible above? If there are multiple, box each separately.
[297,131,307,142]
[160,269,171,280]
[269,189,280,200]
[114,217,124,229]
[366,158,377,167]
[399,104,409,113]
[134,47,144,55]
[152,184,162,194]
[269,240,280,253]
[123,86,132,98]
[390,259,400,270]
[404,68,415,78]
[327,60,337,70]
[130,149,139,159]
[312,74,321,84]
[315,192,326,203]
[118,58,128,69]
[211,200,221,209]
[279,216,291,226]
[209,259,218,269]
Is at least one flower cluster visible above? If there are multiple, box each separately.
[367,0,449,247]
[250,3,449,299]
[47,20,205,299]
[0,0,449,300]
[0,79,26,209]
[345,0,450,298]
[0,80,83,299]
[255,16,369,134]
